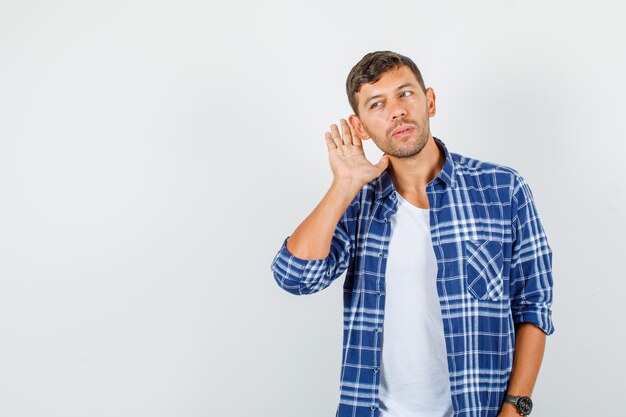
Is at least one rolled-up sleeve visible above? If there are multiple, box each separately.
[509,173,555,335]
[270,198,358,296]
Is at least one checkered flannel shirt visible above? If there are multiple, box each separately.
[271,137,554,417]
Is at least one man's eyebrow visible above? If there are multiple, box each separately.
[364,83,418,105]
[364,93,383,105]
[396,83,417,90]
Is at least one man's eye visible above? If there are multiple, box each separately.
[400,91,412,97]
[370,102,382,109]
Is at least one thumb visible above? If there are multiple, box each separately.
[375,154,389,172]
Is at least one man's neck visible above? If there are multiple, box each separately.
[387,135,445,208]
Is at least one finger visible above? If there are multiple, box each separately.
[348,121,362,148]
[340,119,353,146]
[324,132,337,151]
[330,123,343,146]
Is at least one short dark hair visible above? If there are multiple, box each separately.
[346,51,426,115]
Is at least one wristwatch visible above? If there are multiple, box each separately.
[504,394,533,416]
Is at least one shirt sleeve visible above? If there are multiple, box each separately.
[270,196,358,296]
[509,173,555,335]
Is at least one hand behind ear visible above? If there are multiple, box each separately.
[324,119,388,191]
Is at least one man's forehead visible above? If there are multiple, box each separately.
[358,66,421,103]
[362,66,418,91]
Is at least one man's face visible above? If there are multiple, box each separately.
[349,65,436,158]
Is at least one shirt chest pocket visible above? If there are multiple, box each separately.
[464,239,505,302]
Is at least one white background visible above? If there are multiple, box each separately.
[1,1,624,416]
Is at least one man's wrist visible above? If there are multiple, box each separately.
[502,394,533,416]
[330,178,362,199]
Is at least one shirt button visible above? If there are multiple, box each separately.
[384,218,388,223]
[373,367,379,373]
[373,328,379,334]
[377,291,382,297]
[378,252,383,257]
[371,405,377,410]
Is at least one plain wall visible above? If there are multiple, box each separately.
[1,1,624,416]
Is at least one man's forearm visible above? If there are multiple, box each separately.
[499,323,547,415]
[285,180,360,260]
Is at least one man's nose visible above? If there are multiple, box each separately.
[389,99,407,119]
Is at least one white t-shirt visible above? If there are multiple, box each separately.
[378,191,454,417]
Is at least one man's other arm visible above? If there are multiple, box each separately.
[499,173,555,416]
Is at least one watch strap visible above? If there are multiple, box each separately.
[504,394,533,416]
[504,394,519,405]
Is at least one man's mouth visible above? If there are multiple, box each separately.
[391,125,415,138]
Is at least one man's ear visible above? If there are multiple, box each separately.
[348,114,370,140]
[426,87,436,117]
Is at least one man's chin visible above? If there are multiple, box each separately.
[385,139,428,158]
[385,147,422,159]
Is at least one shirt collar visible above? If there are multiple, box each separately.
[434,137,456,189]
[374,136,456,200]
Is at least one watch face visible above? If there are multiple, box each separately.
[517,396,533,416]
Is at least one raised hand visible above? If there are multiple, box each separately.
[324,119,389,192]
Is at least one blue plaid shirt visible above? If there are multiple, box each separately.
[271,137,554,417]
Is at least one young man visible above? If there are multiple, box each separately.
[270,51,554,417]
